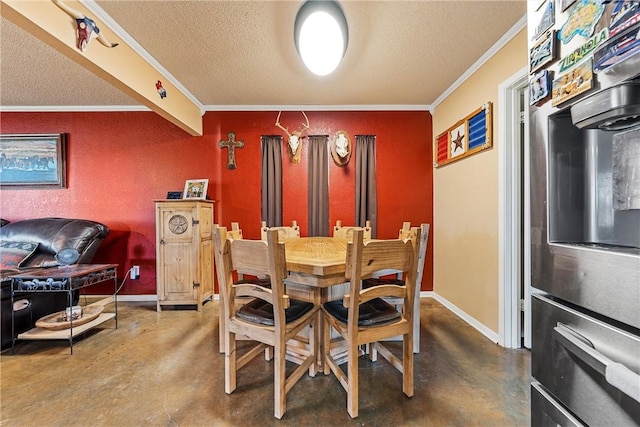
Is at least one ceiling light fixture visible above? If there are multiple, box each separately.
[294,0,348,76]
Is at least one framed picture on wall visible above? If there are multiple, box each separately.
[434,102,493,168]
[183,179,208,200]
[530,69,551,105]
[0,133,67,189]
[529,30,557,73]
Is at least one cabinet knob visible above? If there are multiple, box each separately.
[160,239,165,245]
[193,282,200,288]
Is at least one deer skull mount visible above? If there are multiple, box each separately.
[275,111,310,164]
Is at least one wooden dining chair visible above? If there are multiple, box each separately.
[322,227,420,418]
[363,222,430,354]
[213,226,319,419]
[217,222,270,353]
[261,220,300,241]
[333,220,371,242]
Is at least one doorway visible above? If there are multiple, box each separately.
[498,66,530,349]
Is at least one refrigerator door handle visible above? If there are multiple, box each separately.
[554,322,640,403]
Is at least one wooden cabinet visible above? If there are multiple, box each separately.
[155,200,214,311]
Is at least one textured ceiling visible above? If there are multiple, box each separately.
[0,1,527,110]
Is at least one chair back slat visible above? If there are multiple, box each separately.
[228,222,243,240]
[333,220,371,242]
[230,239,271,276]
[261,220,300,241]
[345,239,413,280]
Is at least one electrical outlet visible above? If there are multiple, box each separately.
[130,265,140,280]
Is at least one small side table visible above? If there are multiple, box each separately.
[10,264,118,354]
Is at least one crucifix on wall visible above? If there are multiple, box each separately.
[219,131,244,170]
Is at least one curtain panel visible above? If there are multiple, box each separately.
[355,135,377,238]
[261,135,283,226]
[307,135,329,236]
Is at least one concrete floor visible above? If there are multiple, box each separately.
[1,298,530,426]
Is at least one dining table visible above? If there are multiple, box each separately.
[281,236,354,367]
[282,236,349,302]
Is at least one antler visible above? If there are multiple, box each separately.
[298,111,310,137]
[275,111,310,137]
[275,111,291,137]
[276,111,309,164]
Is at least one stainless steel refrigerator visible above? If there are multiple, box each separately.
[528,1,640,425]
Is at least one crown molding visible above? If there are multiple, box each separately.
[203,104,433,112]
[431,15,527,109]
[0,105,151,112]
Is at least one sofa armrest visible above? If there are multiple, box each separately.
[0,218,110,267]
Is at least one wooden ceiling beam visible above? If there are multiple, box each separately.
[0,0,203,136]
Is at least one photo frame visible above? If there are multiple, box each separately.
[330,130,352,167]
[534,0,555,41]
[166,191,182,199]
[0,133,67,189]
[552,58,594,107]
[530,30,557,73]
[530,69,552,105]
[183,179,209,200]
[434,102,493,168]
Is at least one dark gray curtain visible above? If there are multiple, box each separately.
[307,135,329,236]
[261,135,283,226]
[355,135,377,238]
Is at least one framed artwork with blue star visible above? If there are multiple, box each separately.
[434,102,493,168]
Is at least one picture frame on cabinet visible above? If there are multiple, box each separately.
[0,133,67,189]
[183,179,209,200]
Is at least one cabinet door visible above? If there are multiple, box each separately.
[158,205,197,302]
[198,203,214,239]
[161,241,196,301]
[199,238,214,298]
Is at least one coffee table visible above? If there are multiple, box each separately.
[10,264,118,354]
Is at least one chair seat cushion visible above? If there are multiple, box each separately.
[236,298,314,326]
[324,297,401,327]
[362,277,405,288]
[235,278,272,288]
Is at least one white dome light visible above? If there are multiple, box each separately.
[295,1,348,76]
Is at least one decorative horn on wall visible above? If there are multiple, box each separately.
[275,111,310,164]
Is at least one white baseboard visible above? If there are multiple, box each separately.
[427,292,500,344]
[89,294,157,302]
[99,291,499,345]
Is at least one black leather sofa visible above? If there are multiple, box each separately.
[0,218,110,349]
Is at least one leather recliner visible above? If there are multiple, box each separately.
[0,218,110,350]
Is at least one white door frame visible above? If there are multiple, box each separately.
[497,66,530,348]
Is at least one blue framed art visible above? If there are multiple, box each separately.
[0,133,67,189]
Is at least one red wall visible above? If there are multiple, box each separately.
[0,110,433,294]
